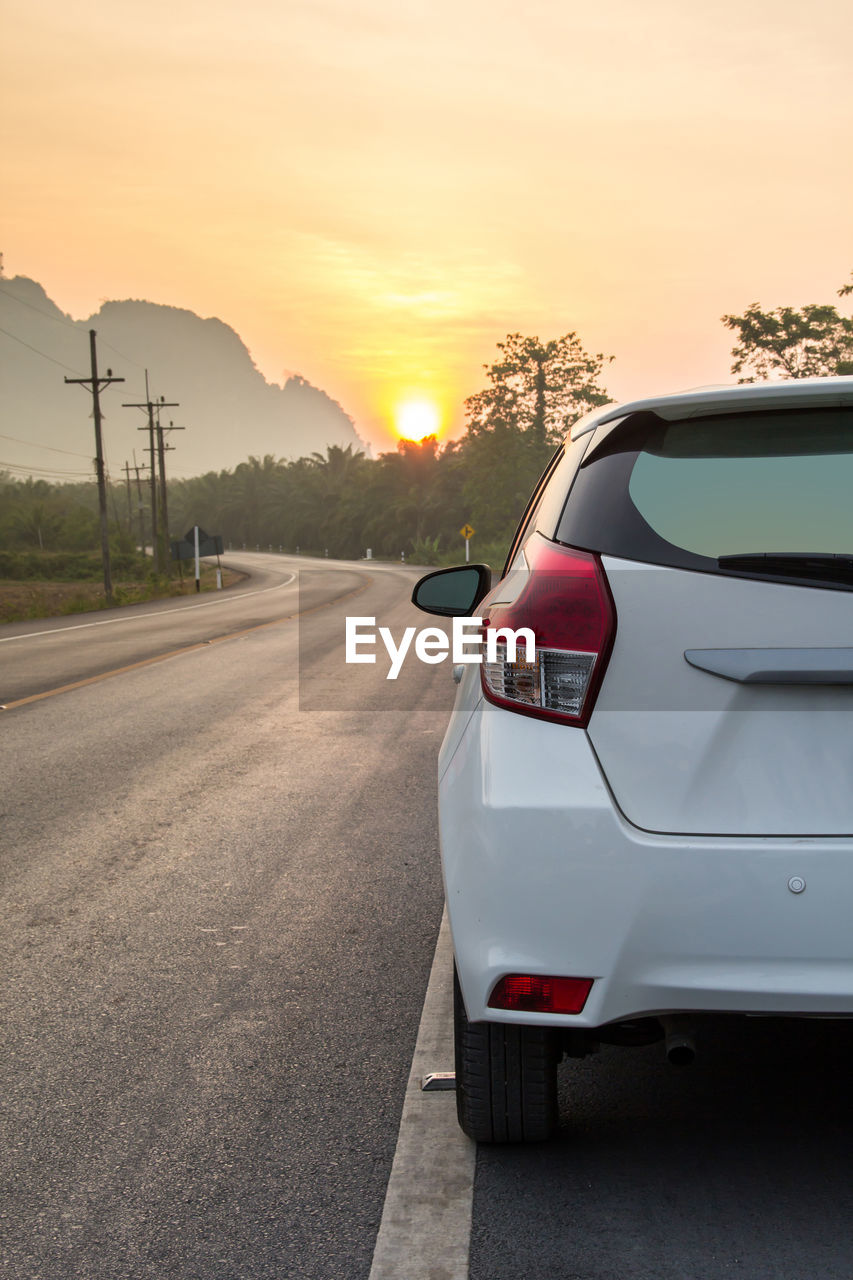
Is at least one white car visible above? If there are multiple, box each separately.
[413,377,853,1143]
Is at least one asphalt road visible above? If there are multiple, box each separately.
[0,553,453,1279]
[4,552,853,1279]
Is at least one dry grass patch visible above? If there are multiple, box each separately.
[0,566,244,623]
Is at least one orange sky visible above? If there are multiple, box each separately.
[3,0,852,454]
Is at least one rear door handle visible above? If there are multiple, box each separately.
[684,648,853,684]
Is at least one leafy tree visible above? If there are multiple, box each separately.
[464,332,613,450]
[52,502,99,551]
[460,332,613,544]
[9,501,63,551]
[0,476,123,554]
[382,437,445,545]
[722,273,853,381]
[224,455,282,546]
[458,420,542,545]
[299,444,371,555]
[170,470,231,537]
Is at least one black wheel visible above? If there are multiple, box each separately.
[453,964,560,1143]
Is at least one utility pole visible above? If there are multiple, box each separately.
[123,375,177,573]
[122,461,134,537]
[155,415,184,558]
[132,451,148,553]
[65,330,124,603]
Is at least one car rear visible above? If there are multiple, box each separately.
[437,381,853,1118]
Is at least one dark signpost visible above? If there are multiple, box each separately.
[170,526,225,591]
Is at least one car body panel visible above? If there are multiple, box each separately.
[442,702,853,1027]
[587,556,853,835]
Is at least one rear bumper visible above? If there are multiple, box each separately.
[439,700,853,1027]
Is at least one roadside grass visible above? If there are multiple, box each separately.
[0,549,148,581]
[0,563,243,623]
[433,540,509,570]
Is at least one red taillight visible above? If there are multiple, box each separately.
[480,534,615,726]
[488,974,593,1015]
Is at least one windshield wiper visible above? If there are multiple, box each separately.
[717,552,853,587]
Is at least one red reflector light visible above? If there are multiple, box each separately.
[488,974,593,1015]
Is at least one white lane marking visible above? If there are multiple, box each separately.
[0,575,298,644]
[369,907,475,1280]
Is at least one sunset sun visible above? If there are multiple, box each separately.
[395,399,440,442]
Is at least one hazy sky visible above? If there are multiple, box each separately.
[4,0,852,454]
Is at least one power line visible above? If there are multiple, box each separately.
[163,464,200,476]
[0,284,78,328]
[93,334,147,371]
[0,431,93,460]
[0,283,146,370]
[0,459,95,478]
[0,324,86,374]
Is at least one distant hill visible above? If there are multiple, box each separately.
[0,276,366,479]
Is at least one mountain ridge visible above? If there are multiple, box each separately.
[0,276,367,480]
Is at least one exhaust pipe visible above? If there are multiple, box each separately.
[661,1016,696,1066]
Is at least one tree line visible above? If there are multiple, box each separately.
[3,276,851,570]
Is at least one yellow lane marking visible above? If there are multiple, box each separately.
[1,578,371,712]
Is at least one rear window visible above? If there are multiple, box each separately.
[555,407,853,582]
[629,411,853,558]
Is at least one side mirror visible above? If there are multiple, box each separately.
[411,564,492,617]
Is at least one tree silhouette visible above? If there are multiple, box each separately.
[722,273,853,381]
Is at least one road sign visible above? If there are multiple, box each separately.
[460,524,475,540]
[171,528,224,560]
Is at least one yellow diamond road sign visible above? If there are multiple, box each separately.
[460,523,475,540]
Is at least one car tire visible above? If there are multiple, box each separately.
[453,963,560,1143]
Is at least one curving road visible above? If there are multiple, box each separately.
[0,553,371,705]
